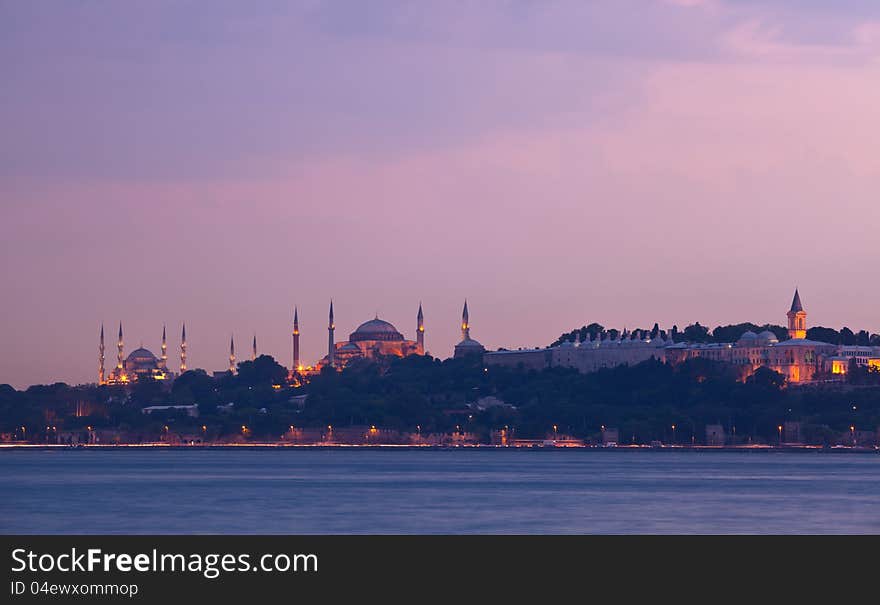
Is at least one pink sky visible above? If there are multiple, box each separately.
[2,1,879,388]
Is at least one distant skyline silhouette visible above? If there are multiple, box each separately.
[2,1,879,387]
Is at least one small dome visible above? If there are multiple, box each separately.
[757,330,779,343]
[739,330,758,340]
[454,337,484,359]
[456,337,483,349]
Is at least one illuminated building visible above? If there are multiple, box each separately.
[98,324,105,384]
[314,301,426,369]
[292,307,300,371]
[787,289,807,339]
[102,322,175,384]
[454,300,485,358]
[486,289,862,384]
[179,323,187,373]
[658,290,838,383]
[485,328,668,371]
[417,303,425,355]
[824,346,880,376]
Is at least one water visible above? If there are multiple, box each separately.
[1,449,878,534]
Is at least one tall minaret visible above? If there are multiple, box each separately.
[292,307,300,370]
[328,300,335,367]
[229,335,236,373]
[787,288,807,340]
[252,334,257,361]
[461,300,470,341]
[116,322,124,373]
[98,324,105,384]
[160,324,168,370]
[180,323,187,373]
[416,303,425,355]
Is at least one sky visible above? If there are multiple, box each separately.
[2,0,879,388]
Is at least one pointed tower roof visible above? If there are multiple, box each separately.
[790,289,804,313]
[462,299,469,323]
[417,302,423,320]
[118,322,123,340]
[294,306,299,325]
[181,323,186,340]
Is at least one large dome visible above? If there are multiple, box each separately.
[125,347,159,372]
[126,347,157,363]
[350,318,404,342]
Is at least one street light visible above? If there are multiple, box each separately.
[671,424,676,445]
[777,424,783,446]
[850,425,856,446]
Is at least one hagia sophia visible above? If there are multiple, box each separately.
[97,290,879,387]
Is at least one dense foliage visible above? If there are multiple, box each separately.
[2,353,879,445]
[552,322,880,346]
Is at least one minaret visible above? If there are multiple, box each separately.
[252,334,257,361]
[787,288,807,340]
[328,300,335,367]
[116,322,124,372]
[416,303,425,355]
[229,335,236,373]
[98,324,105,384]
[461,300,470,341]
[180,323,187,373]
[160,324,168,370]
[292,307,300,370]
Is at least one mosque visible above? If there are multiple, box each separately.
[98,299,490,383]
[96,290,875,385]
[312,302,425,369]
[99,323,184,385]
[290,299,484,371]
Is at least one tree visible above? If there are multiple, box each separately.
[235,355,289,387]
[807,326,839,344]
[747,366,786,390]
[683,322,710,343]
[172,369,215,404]
[129,376,163,408]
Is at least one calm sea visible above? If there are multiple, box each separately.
[1,449,878,534]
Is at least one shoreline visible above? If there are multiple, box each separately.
[1,443,878,453]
